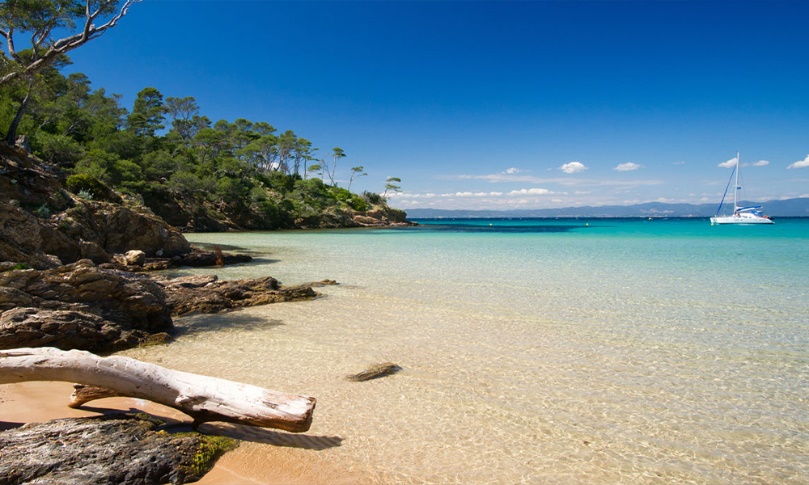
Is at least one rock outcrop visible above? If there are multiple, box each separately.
[48,199,191,263]
[0,260,325,352]
[159,274,327,316]
[0,260,171,352]
[0,413,236,485]
[1,144,191,269]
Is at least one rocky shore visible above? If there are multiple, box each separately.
[0,144,344,483]
[0,259,327,354]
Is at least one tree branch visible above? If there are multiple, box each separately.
[1,0,140,86]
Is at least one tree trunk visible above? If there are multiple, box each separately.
[4,83,32,146]
[0,347,316,432]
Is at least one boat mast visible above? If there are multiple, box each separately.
[733,151,740,211]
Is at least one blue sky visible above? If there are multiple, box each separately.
[65,0,809,210]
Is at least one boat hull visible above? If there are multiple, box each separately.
[710,215,774,225]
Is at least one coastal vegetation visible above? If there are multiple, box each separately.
[1,1,407,232]
[0,71,408,229]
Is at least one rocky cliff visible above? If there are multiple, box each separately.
[0,144,190,269]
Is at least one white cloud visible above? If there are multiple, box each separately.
[503,167,522,174]
[508,188,552,196]
[748,160,769,167]
[718,156,738,168]
[614,162,641,172]
[560,161,588,174]
[443,191,504,198]
[787,154,809,169]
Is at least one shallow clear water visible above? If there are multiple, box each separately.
[123,218,809,483]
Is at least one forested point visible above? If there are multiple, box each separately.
[0,60,408,231]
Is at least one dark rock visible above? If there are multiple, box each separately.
[169,249,252,268]
[0,259,327,351]
[0,199,63,270]
[0,308,139,351]
[50,200,190,260]
[0,260,172,352]
[79,240,112,264]
[159,274,318,316]
[0,413,236,485]
[0,143,72,212]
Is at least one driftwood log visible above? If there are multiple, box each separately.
[0,347,315,432]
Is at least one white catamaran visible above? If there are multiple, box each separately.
[710,152,774,225]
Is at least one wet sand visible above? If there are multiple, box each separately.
[0,381,366,484]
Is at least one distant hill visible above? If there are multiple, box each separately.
[404,198,809,219]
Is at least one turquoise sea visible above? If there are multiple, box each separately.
[124,218,809,484]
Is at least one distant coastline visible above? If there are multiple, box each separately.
[404,197,809,219]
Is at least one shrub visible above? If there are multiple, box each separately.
[34,204,51,218]
[348,195,369,211]
[35,132,85,166]
[363,191,383,205]
[67,173,104,195]
[76,189,94,200]
[66,174,121,203]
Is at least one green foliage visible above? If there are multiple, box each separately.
[65,173,120,202]
[329,186,353,203]
[348,194,369,211]
[383,176,402,197]
[66,173,105,196]
[0,59,398,230]
[34,132,84,166]
[73,148,111,181]
[167,171,206,197]
[363,191,383,205]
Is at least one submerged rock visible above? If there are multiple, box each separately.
[0,413,237,485]
[346,362,403,382]
[168,248,252,268]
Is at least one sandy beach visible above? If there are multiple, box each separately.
[0,381,365,485]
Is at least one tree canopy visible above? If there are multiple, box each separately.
[0,0,406,230]
[0,65,404,229]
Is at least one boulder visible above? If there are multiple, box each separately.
[0,260,172,352]
[79,240,112,264]
[159,274,322,316]
[0,308,136,351]
[0,413,236,485]
[52,200,190,260]
[124,249,146,267]
[169,248,252,267]
[0,199,62,270]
